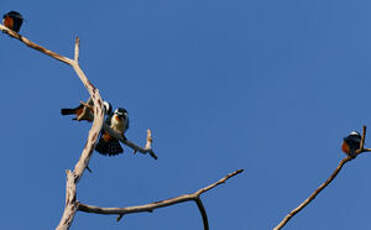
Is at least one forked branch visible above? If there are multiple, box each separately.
[0,23,105,230]
[1,23,241,230]
[77,169,244,230]
[273,126,371,230]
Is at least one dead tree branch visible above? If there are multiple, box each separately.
[1,23,242,230]
[273,125,371,230]
[104,124,158,160]
[77,169,244,229]
[0,24,105,230]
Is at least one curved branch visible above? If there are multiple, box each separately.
[273,126,371,230]
[195,198,209,230]
[77,169,244,229]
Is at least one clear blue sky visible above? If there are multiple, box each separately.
[1,0,371,229]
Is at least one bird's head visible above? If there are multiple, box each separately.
[349,131,361,137]
[114,108,128,119]
[4,11,23,20]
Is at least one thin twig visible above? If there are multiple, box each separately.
[79,101,94,111]
[74,37,80,62]
[77,169,244,229]
[145,129,152,150]
[273,157,351,230]
[359,126,366,150]
[103,124,158,160]
[0,24,73,65]
[273,126,370,230]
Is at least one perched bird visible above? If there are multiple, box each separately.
[61,100,112,122]
[2,11,23,32]
[95,108,129,156]
[342,131,361,157]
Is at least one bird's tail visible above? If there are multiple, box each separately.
[95,136,123,156]
[60,108,77,115]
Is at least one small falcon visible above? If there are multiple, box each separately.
[61,101,112,122]
[2,11,23,32]
[342,131,361,157]
[95,108,129,156]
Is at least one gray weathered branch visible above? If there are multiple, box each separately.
[0,24,105,230]
[77,169,244,230]
[1,23,242,230]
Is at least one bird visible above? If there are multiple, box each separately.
[342,131,361,157]
[61,100,112,122]
[95,107,129,156]
[2,11,24,32]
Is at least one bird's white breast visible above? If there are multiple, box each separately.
[111,115,125,134]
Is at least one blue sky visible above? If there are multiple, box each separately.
[2,0,371,229]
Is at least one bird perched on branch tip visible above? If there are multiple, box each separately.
[95,108,129,156]
[2,11,23,32]
[342,131,361,157]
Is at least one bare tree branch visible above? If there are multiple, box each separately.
[103,122,158,160]
[0,24,73,64]
[2,23,242,230]
[273,126,371,230]
[77,169,244,229]
[74,37,80,63]
[195,198,209,230]
[0,24,105,230]
[57,171,78,229]
[122,129,158,160]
